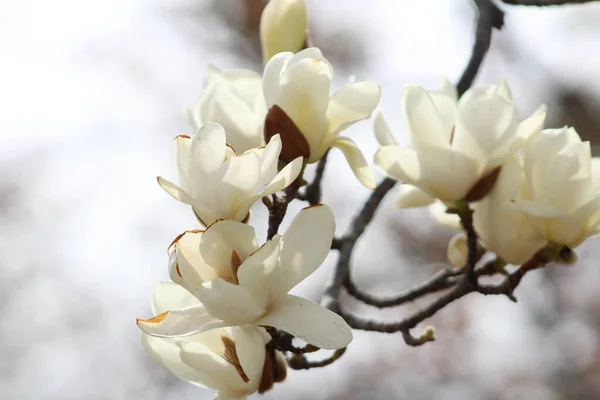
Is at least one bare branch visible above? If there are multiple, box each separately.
[266,177,303,240]
[297,150,330,205]
[456,0,505,96]
[287,348,347,370]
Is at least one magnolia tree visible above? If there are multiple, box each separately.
[136,0,600,398]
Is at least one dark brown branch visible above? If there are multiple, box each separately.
[457,205,480,289]
[266,178,303,240]
[343,267,462,308]
[321,178,396,313]
[287,348,347,370]
[456,0,505,96]
[297,150,330,205]
[501,0,600,5]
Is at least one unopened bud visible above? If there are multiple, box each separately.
[260,0,308,63]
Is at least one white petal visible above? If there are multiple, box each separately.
[402,85,450,151]
[374,112,397,146]
[511,104,547,152]
[429,201,461,229]
[395,185,435,208]
[141,334,209,387]
[173,135,193,188]
[195,279,266,324]
[374,145,420,184]
[151,281,200,315]
[178,340,251,394]
[326,81,381,137]
[331,136,376,189]
[272,205,335,300]
[190,123,227,175]
[199,220,258,274]
[229,326,269,384]
[262,52,293,107]
[237,236,282,309]
[137,305,228,337]
[157,177,195,205]
[438,77,458,100]
[173,230,219,291]
[256,295,353,350]
[447,233,468,268]
[256,134,282,186]
[257,156,303,197]
[509,199,563,218]
[260,0,308,63]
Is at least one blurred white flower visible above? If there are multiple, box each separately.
[473,155,547,265]
[263,47,380,188]
[260,0,308,63]
[141,282,271,400]
[374,80,547,206]
[511,127,600,248]
[138,205,353,350]
[158,123,302,226]
[186,66,266,154]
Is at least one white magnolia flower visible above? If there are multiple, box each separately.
[511,127,600,248]
[141,282,270,400]
[263,47,380,189]
[473,155,547,265]
[158,123,302,226]
[138,204,353,350]
[260,0,308,63]
[374,80,547,206]
[186,66,266,154]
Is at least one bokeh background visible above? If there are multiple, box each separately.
[3,0,600,399]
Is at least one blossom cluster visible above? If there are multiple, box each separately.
[137,0,600,398]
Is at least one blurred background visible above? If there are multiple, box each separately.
[3,0,600,399]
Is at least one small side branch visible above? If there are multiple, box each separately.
[456,0,505,96]
[297,150,330,205]
[287,348,347,370]
[266,178,303,240]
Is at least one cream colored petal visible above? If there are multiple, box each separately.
[137,305,228,337]
[260,0,308,63]
[374,145,420,184]
[157,177,195,205]
[402,85,449,151]
[326,81,381,137]
[230,326,269,384]
[509,104,547,153]
[272,205,335,300]
[256,295,352,350]
[374,112,397,146]
[429,201,461,229]
[190,123,227,175]
[199,219,258,274]
[178,340,251,394]
[395,185,435,208]
[237,236,282,309]
[257,134,282,186]
[151,281,200,315]
[331,136,376,189]
[447,233,468,268]
[173,230,219,291]
[195,279,266,324]
[262,52,293,107]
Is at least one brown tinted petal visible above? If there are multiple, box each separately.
[464,166,502,202]
[264,105,310,162]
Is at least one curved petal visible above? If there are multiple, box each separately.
[257,134,282,186]
[173,230,218,291]
[262,52,293,107]
[190,123,227,175]
[260,0,308,63]
[326,81,381,137]
[151,281,200,315]
[447,233,468,268]
[395,185,435,208]
[137,305,228,337]
[331,136,376,189]
[199,220,258,274]
[429,201,461,229]
[374,146,420,184]
[157,177,195,205]
[272,205,335,300]
[237,236,282,309]
[230,326,269,384]
[509,199,563,218]
[510,104,547,153]
[178,340,251,394]
[374,112,397,146]
[256,295,353,350]
[402,85,449,151]
[195,279,266,324]
[141,334,210,387]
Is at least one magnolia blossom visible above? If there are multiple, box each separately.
[473,155,547,265]
[260,0,308,63]
[186,66,266,154]
[374,80,547,206]
[263,47,380,188]
[141,282,271,400]
[511,127,600,248]
[138,205,353,350]
[158,123,302,226]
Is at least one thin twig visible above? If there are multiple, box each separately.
[456,0,504,96]
[287,348,347,370]
[266,178,303,240]
[298,150,330,205]
[321,178,396,313]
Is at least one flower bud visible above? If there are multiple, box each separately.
[260,0,308,63]
[447,233,468,268]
